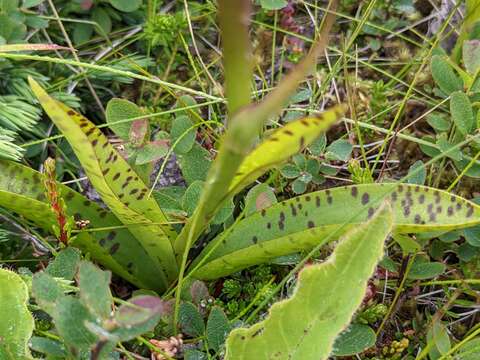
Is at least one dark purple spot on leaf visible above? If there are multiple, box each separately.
[361,193,369,205]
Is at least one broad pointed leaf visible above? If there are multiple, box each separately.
[29,78,178,288]
[229,107,344,194]
[192,184,480,279]
[225,205,392,360]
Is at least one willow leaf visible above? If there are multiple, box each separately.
[0,268,34,360]
[225,205,392,360]
[192,184,480,279]
[228,106,344,195]
[0,160,164,291]
[29,78,178,287]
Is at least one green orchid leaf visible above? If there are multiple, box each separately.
[175,106,343,257]
[0,269,34,360]
[229,107,344,195]
[0,160,166,291]
[192,183,480,280]
[29,78,178,289]
[225,205,392,360]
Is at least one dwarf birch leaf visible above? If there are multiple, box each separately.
[32,272,63,314]
[407,160,426,185]
[244,183,277,216]
[46,247,81,280]
[110,0,141,12]
[179,302,205,337]
[106,98,144,141]
[112,296,165,341]
[135,140,169,165]
[178,143,211,185]
[207,307,230,352]
[332,324,376,356]
[225,205,392,360]
[408,259,446,280]
[325,139,353,161]
[29,337,68,358]
[228,106,344,195]
[192,183,480,280]
[436,135,463,161]
[171,115,196,155]
[426,114,450,132]
[260,0,288,10]
[53,297,98,352]
[78,261,113,320]
[427,322,451,359]
[0,269,34,360]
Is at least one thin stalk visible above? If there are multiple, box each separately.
[218,0,253,114]
[0,53,222,102]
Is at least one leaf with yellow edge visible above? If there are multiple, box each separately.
[29,78,178,290]
[225,204,392,360]
[228,105,345,195]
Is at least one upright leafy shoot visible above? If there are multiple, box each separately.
[225,205,393,360]
[174,0,338,258]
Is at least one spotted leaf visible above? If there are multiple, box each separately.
[225,205,392,360]
[192,183,480,279]
[29,78,178,289]
[0,160,165,291]
[228,106,344,195]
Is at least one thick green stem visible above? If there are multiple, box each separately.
[218,0,253,115]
